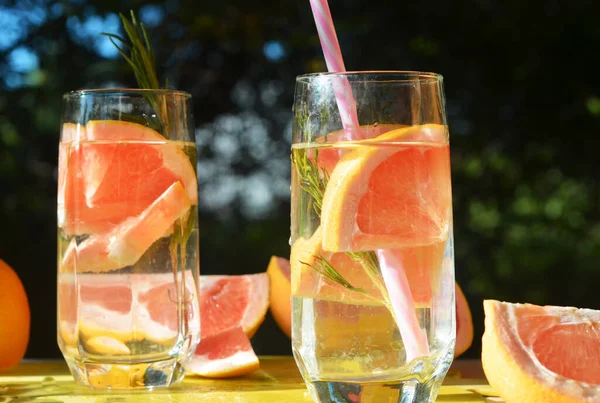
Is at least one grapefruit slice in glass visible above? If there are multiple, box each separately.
[58,272,199,352]
[320,124,451,253]
[482,300,600,403]
[309,124,404,174]
[61,181,191,273]
[59,120,197,235]
[290,227,437,307]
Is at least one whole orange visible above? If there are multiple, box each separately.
[0,259,30,370]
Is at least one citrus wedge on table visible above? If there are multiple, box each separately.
[187,326,259,378]
[58,120,197,235]
[197,273,270,338]
[270,253,472,357]
[320,124,451,253]
[482,300,600,403]
[185,273,269,378]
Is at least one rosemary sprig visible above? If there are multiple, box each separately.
[301,254,385,305]
[101,11,168,134]
[302,254,365,293]
[104,11,197,331]
[292,147,329,217]
[293,146,387,299]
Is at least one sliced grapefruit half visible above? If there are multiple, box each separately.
[320,124,451,253]
[482,300,600,403]
[58,120,197,235]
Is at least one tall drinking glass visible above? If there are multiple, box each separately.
[57,89,200,389]
[291,72,455,402]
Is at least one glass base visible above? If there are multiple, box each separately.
[65,357,185,389]
[305,377,444,403]
[299,349,453,403]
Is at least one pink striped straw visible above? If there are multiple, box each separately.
[308,0,362,140]
[309,0,430,362]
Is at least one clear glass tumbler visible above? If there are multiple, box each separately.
[291,72,455,402]
[57,89,200,389]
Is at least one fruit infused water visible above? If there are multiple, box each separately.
[291,72,455,403]
[57,91,200,389]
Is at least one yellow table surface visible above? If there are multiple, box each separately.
[0,356,500,402]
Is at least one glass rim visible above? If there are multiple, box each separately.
[63,88,191,100]
[296,70,443,84]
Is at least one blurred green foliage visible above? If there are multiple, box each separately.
[0,0,599,359]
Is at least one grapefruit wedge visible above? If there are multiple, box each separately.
[271,254,472,357]
[61,181,191,273]
[186,326,259,378]
[198,273,269,338]
[185,273,269,378]
[320,124,451,253]
[482,300,600,403]
[58,120,197,235]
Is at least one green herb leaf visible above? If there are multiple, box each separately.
[302,254,366,293]
[301,254,386,305]
[101,10,168,134]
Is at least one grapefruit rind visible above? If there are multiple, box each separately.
[186,327,260,378]
[187,349,259,378]
[266,256,292,338]
[454,284,474,358]
[320,124,450,253]
[482,300,599,403]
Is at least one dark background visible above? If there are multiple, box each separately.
[1,0,599,360]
